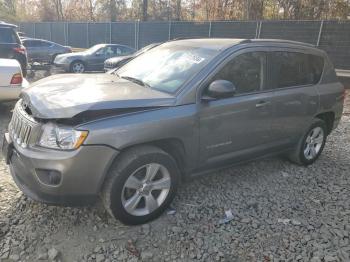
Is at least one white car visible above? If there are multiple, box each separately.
[0,59,29,101]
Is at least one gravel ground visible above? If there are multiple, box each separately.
[0,79,349,261]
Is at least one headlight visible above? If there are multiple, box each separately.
[55,56,70,63]
[38,123,88,150]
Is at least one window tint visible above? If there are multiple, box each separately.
[270,52,324,88]
[40,41,52,47]
[0,28,18,43]
[23,40,41,47]
[119,46,134,55]
[309,55,324,83]
[22,40,33,47]
[212,52,266,94]
[111,46,122,55]
[95,47,105,55]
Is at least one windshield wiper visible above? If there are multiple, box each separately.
[121,76,151,88]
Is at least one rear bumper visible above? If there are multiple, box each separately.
[2,133,118,206]
[0,86,22,101]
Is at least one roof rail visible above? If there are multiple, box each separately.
[249,39,315,47]
[0,21,18,28]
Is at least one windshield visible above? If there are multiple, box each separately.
[134,43,158,56]
[85,44,105,54]
[117,43,219,93]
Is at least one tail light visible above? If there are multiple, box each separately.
[340,89,346,101]
[13,45,26,55]
[10,73,23,85]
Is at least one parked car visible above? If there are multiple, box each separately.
[22,38,72,64]
[0,22,28,76]
[0,59,29,101]
[104,43,158,71]
[54,44,135,73]
[2,39,344,225]
[17,32,26,37]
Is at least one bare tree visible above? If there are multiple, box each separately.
[142,0,148,21]
[52,0,64,20]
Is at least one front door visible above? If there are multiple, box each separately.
[90,47,107,70]
[199,51,275,165]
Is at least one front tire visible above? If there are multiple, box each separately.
[288,119,327,166]
[102,146,180,225]
[70,60,85,73]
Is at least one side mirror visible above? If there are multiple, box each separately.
[204,80,236,100]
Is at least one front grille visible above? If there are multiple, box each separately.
[104,62,115,69]
[9,100,40,148]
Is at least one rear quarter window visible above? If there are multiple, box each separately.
[270,51,324,89]
[0,28,19,44]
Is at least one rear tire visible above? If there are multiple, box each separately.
[288,119,327,166]
[101,145,180,225]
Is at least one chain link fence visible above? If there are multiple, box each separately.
[18,20,350,70]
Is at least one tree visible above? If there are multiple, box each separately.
[0,0,349,22]
[142,0,148,21]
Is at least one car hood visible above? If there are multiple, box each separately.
[56,52,85,59]
[106,55,134,64]
[21,74,176,119]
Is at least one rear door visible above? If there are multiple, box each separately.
[267,50,322,145]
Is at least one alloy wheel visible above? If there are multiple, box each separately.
[303,126,324,160]
[72,62,85,73]
[121,163,171,216]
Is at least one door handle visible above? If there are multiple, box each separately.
[255,101,270,108]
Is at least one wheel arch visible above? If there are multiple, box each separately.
[315,111,335,135]
[98,138,188,193]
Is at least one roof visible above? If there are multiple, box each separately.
[0,21,17,28]
[166,38,317,51]
[166,38,246,50]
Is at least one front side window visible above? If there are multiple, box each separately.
[212,52,266,95]
[23,40,35,47]
[270,52,324,89]
[40,41,52,47]
[95,47,105,56]
[117,43,219,93]
[86,44,105,55]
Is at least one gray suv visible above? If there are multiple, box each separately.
[2,39,345,225]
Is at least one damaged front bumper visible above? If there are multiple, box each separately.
[2,132,118,206]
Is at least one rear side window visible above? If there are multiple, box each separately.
[0,28,19,44]
[270,52,324,88]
